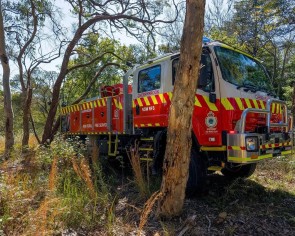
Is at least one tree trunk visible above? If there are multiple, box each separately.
[40,11,175,143]
[41,19,97,143]
[22,87,33,151]
[30,113,41,144]
[292,82,295,123]
[0,4,14,158]
[157,0,205,217]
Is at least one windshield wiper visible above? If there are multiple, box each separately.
[256,86,276,97]
[236,82,257,92]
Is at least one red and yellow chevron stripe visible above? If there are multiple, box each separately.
[134,123,161,128]
[113,98,123,110]
[93,98,106,108]
[132,92,172,108]
[60,104,80,114]
[228,142,292,151]
[133,92,281,114]
[221,97,282,114]
[260,142,292,149]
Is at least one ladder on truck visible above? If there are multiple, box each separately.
[108,133,119,157]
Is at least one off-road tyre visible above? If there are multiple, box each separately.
[221,163,257,179]
[186,147,207,196]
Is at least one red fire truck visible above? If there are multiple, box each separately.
[61,38,293,191]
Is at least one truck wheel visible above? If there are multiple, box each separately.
[221,163,257,179]
[186,147,207,196]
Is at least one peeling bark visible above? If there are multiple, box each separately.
[0,4,14,158]
[157,0,206,217]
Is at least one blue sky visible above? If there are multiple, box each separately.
[4,0,218,77]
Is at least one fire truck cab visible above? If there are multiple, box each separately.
[61,38,293,191]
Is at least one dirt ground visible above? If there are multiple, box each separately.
[106,158,295,236]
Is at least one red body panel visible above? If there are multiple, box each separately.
[69,110,80,133]
[81,108,93,132]
[64,85,283,147]
[93,98,108,133]
[133,92,170,128]
[132,93,283,146]
[66,85,127,134]
[111,95,124,132]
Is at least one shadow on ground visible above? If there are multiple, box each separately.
[157,174,295,235]
[114,171,295,235]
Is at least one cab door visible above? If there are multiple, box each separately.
[171,48,222,146]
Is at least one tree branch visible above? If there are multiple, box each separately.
[17,0,38,91]
[72,62,120,104]
[66,51,123,75]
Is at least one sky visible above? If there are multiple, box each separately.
[4,0,218,77]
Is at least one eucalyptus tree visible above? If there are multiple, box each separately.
[41,0,179,143]
[228,0,295,97]
[157,0,206,217]
[3,0,63,150]
[63,34,136,105]
[0,1,14,158]
[205,0,234,33]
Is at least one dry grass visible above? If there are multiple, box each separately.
[1,135,294,235]
[72,157,96,199]
[0,134,38,158]
[30,155,60,236]
[127,142,149,198]
[0,167,47,235]
[0,136,4,154]
[252,155,295,194]
[0,137,110,235]
[138,191,163,234]
[28,134,39,149]
[48,156,58,191]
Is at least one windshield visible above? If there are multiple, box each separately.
[214,46,273,93]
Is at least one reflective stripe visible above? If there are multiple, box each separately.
[235,97,244,110]
[228,154,273,162]
[159,94,166,103]
[114,99,119,108]
[281,150,292,155]
[252,99,259,109]
[137,98,143,107]
[151,95,158,105]
[144,97,150,106]
[231,146,243,151]
[194,96,202,107]
[168,92,173,101]
[97,100,101,107]
[221,98,234,110]
[259,100,265,109]
[208,166,222,171]
[200,146,226,151]
[203,96,218,111]
[244,98,252,108]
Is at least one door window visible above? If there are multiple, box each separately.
[138,65,161,93]
[172,49,214,92]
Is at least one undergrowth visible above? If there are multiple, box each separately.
[0,136,113,235]
[205,154,295,215]
[1,135,295,235]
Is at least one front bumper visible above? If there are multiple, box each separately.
[227,132,293,164]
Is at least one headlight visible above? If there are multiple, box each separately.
[245,137,258,152]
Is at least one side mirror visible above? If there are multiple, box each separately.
[209,93,216,103]
[198,65,208,88]
[198,76,208,88]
